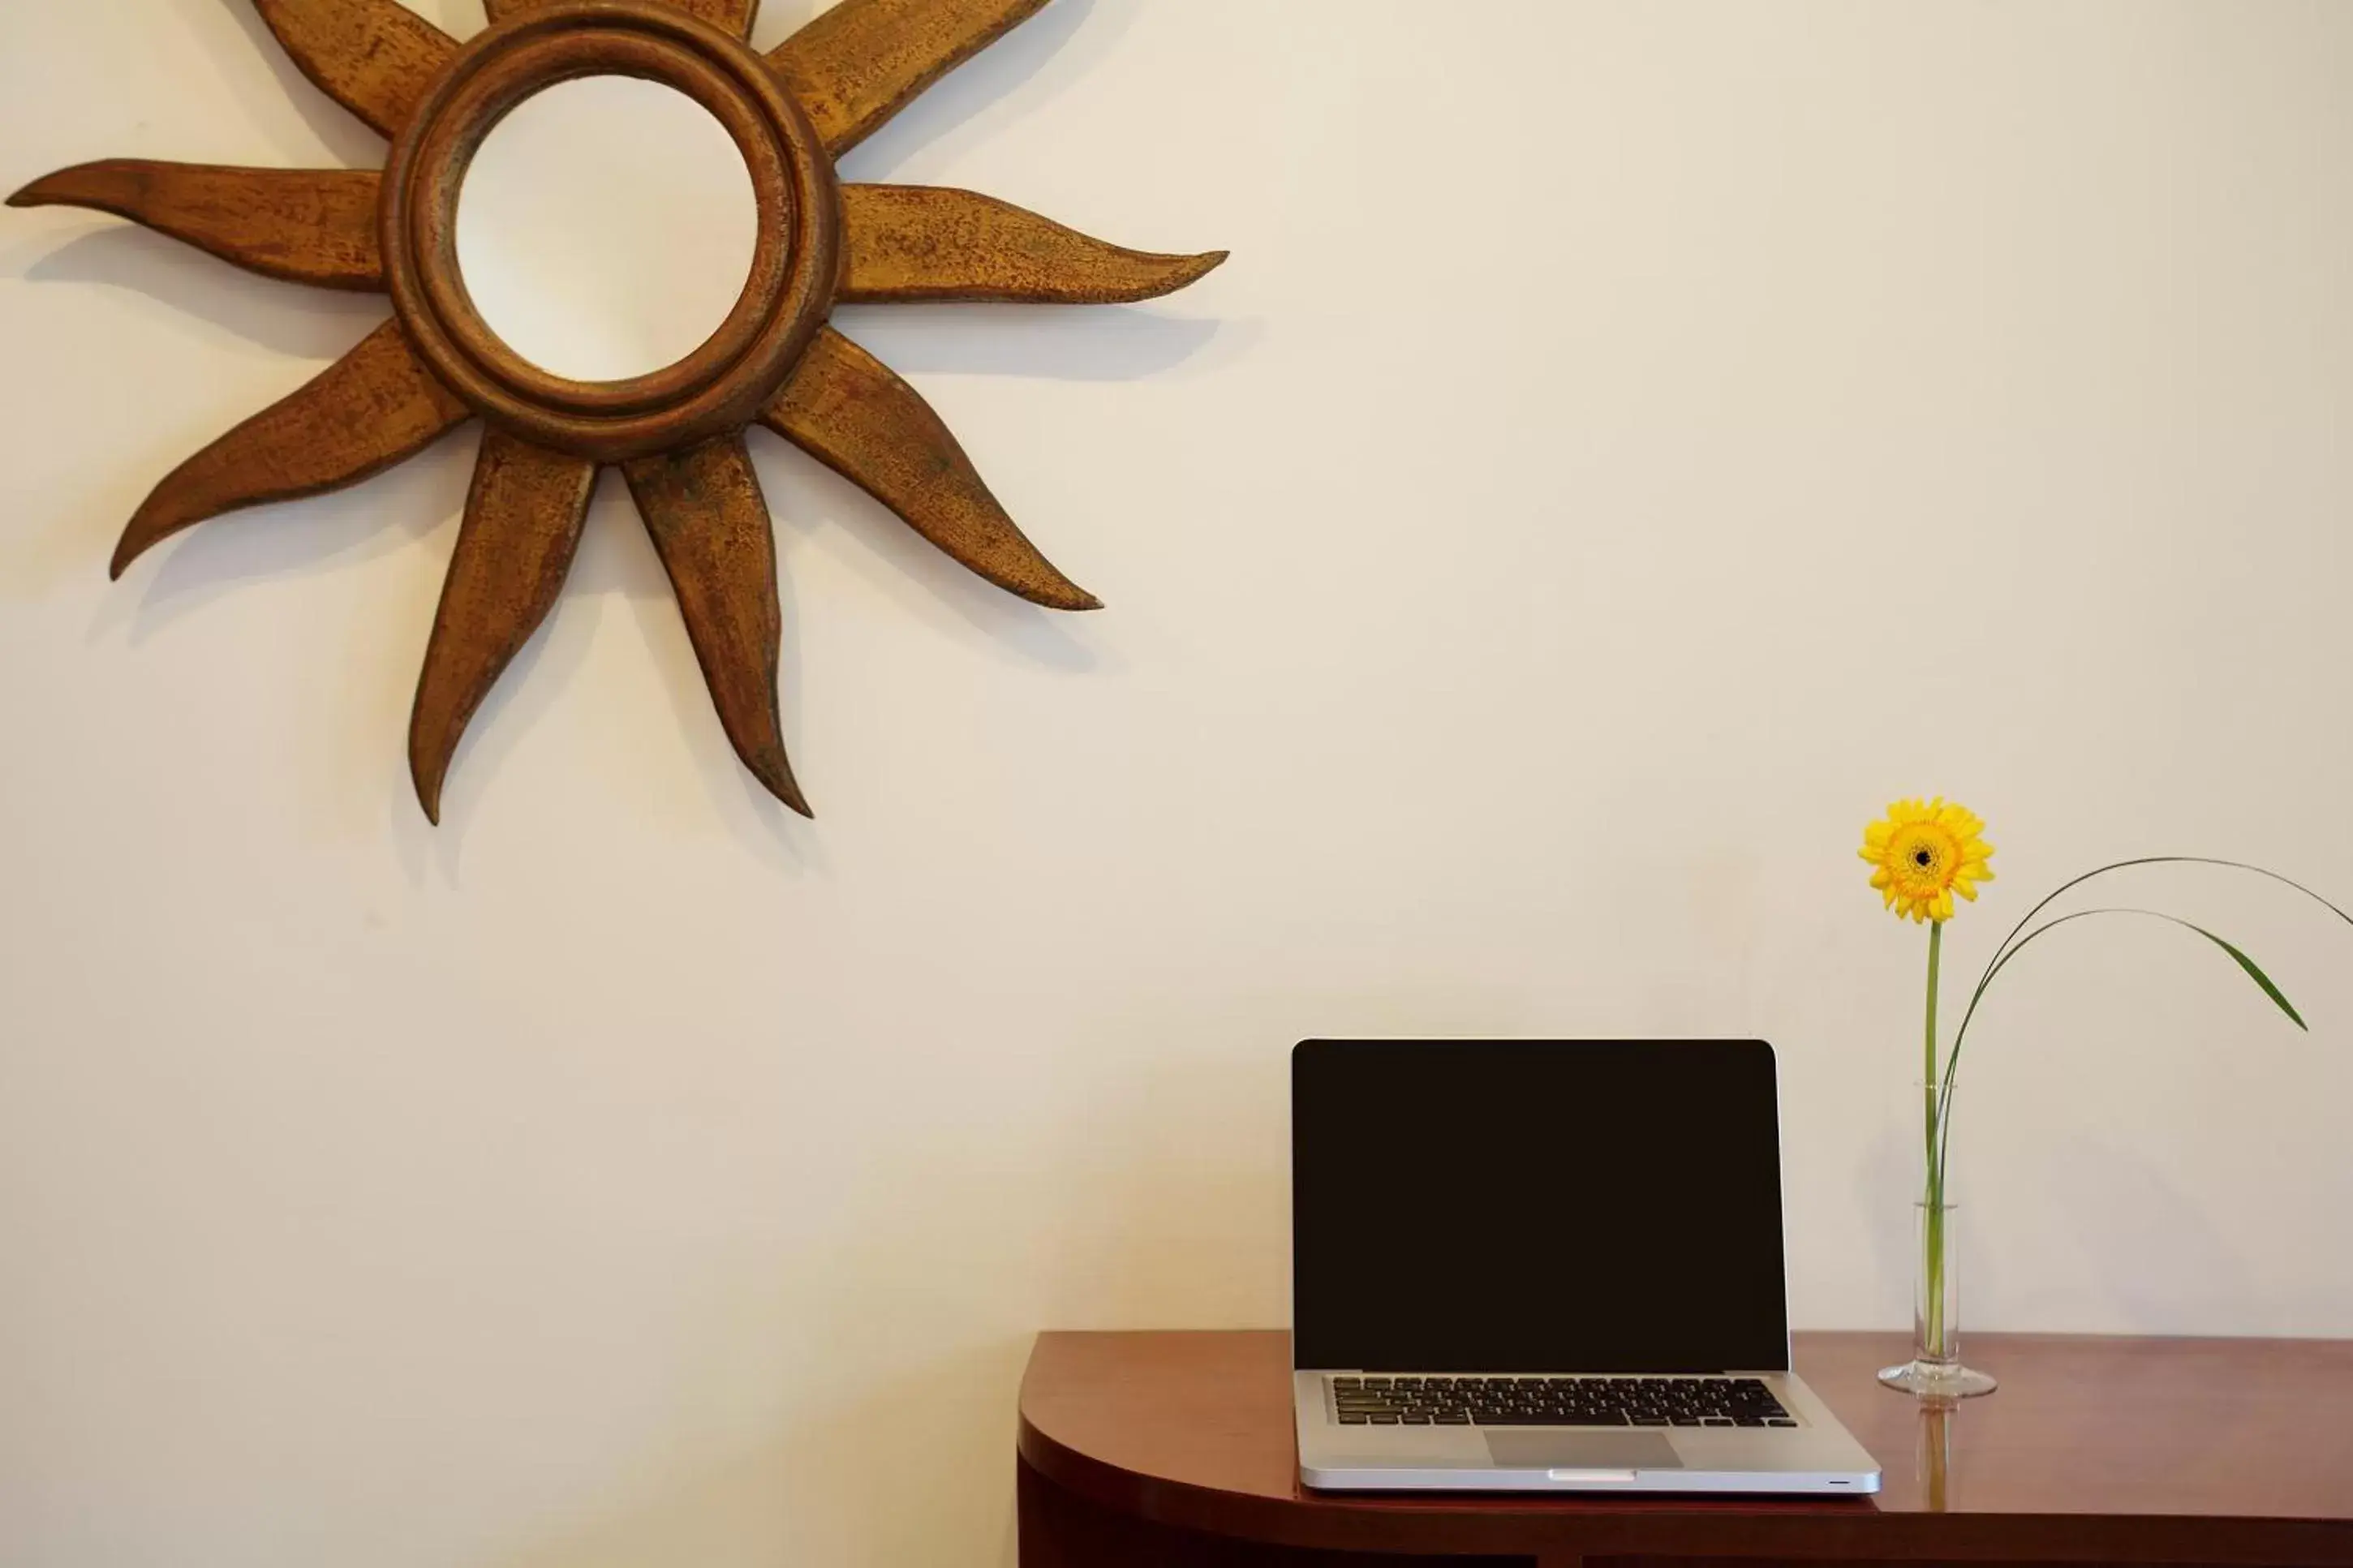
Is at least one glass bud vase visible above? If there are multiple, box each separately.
[1878,1200,1998,1398]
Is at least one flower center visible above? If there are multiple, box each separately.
[1890,827,1959,890]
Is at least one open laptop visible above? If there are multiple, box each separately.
[1292,1039,1882,1495]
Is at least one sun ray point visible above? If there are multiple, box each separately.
[408,429,597,826]
[110,320,469,577]
[622,434,813,817]
[10,161,385,290]
[839,184,1229,305]
[762,326,1101,610]
[771,0,1054,155]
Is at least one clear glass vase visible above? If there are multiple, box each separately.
[1878,1199,1998,1398]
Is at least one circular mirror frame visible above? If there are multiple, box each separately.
[453,73,763,384]
[381,0,840,464]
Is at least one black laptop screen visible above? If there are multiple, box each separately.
[1292,1040,1791,1373]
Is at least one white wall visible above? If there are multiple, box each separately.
[6,1,2353,1564]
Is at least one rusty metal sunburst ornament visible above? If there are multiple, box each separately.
[10,0,1224,822]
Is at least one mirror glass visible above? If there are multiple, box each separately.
[455,77,759,384]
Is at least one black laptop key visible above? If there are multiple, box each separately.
[1768,1418,1797,1427]
[1734,1415,1765,1427]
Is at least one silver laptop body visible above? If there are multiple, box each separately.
[1291,1040,1882,1496]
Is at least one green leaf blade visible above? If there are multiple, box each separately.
[2188,924,2310,1032]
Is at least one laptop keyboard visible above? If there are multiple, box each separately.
[1330,1374,1797,1428]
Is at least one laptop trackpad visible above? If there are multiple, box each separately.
[1484,1432,1684,1471]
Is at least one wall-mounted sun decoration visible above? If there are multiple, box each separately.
[11,0,1224,822]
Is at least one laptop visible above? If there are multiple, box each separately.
[1292,1039,1882,1495]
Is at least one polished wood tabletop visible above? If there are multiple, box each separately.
[1017,1330,2353,1566]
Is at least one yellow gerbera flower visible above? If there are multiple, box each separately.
[1861,798,1996,923]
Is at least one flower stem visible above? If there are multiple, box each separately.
[1923,921,1942,1201]
[1922,921,1947,1361]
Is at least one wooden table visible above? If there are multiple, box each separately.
[1017,1331,2353,1568]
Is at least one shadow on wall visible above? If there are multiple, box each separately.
[481,1037,1292,1568]
[0,230,407,602]
[1857,1108,1920,1328]
[769,1046,1282,1568]
[1854,1079,2262,1338]
[836,304,1228,383]
[2045,1134,2247,1334]
[390,465,841,880]
[480,1339,1031,1568]
[21,228,390,359]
